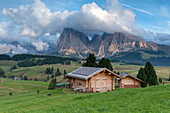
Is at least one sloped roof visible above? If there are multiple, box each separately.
[118,72,143,82]
[66,67,120,80]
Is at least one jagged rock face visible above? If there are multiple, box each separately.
[56,28,169,57]
[96,32,152,57]
[57,28,91,55]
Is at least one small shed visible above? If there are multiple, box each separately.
[66,67,120,92]
[118,73,143,88]
[55,83,69,89]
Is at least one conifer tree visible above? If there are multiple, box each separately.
[98,58,113,71]
[144,61,158,86]
[48,78,57,90]
[82,53,97,67]
[137,68,147,87]
[64,70,67,77]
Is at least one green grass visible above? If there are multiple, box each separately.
[0,78,48,96]
[4,61,80,82]
[0,79,169,113]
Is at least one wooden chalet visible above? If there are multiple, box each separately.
[66,67,120,92]
[118,72,143,88]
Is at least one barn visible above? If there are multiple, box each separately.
[118,73,143,88]
[66,67,120,92]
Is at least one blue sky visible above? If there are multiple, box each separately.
[0,0,170,34]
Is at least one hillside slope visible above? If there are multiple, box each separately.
[0,80,169,113]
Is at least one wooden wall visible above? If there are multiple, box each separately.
[89,72,116,92]
[118,76,141,88]
[68,78,86,89]
[68,70,117,92]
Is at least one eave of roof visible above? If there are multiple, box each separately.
[66,67,121,80]
[118,74,144,83]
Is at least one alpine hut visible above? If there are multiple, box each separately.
[118,72,143,88]
[66,67,120,92]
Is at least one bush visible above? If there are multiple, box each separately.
[48,78,57,90]
[9,92,12,96]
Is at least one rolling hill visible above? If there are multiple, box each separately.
[0,78,169,113]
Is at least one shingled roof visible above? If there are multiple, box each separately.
[66,67,120,80]
[118,72,143,82]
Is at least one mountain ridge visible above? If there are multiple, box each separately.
[57,28,170,58]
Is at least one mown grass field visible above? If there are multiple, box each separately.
[0,78,170,113]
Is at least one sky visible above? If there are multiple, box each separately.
[0,0,170,53]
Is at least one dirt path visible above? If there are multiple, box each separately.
[0,86,27,92]
[11,83,47,89]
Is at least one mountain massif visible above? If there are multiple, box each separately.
[57,28,170,57]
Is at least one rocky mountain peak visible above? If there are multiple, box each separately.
[56,28,170,58]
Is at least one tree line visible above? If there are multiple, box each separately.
[82,53,113,71]
[17,58,71,67]
[0,54,77,61]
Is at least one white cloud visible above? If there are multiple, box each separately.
[2,0,142,37]
[32,40,49,51]
[167,21,170,26]
[0,0,169,49]
[0,43,28,54]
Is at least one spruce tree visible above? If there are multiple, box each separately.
[48,78,57,90]
[82,53,97,67]
[98,58,113,71]
[137,68,147,87]
[64,70,67,77]
[144,61,158,86]
[0,68,5,77]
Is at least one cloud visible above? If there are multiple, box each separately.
[154,33,170,45]
[122,4,153,16]
[167,21,170,26]
[32,40,49,51]
[0,43,28,54]
[2,0,142,37]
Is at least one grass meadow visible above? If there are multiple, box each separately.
[0,78,170,113]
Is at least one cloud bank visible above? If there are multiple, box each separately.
[0,0,169,54]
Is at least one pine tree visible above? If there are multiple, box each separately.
[47,76,49,80]
[48,78,57,90]
[64,70,67,77]
[98,58,113,71]
[13,65,17,70]
[82,53,97,67]
[51,74,54,78]
[23,76,28,80]
[34,78,38,81]
[137,68,147,87]
[144,61,158,86]
[0,68,5,77]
